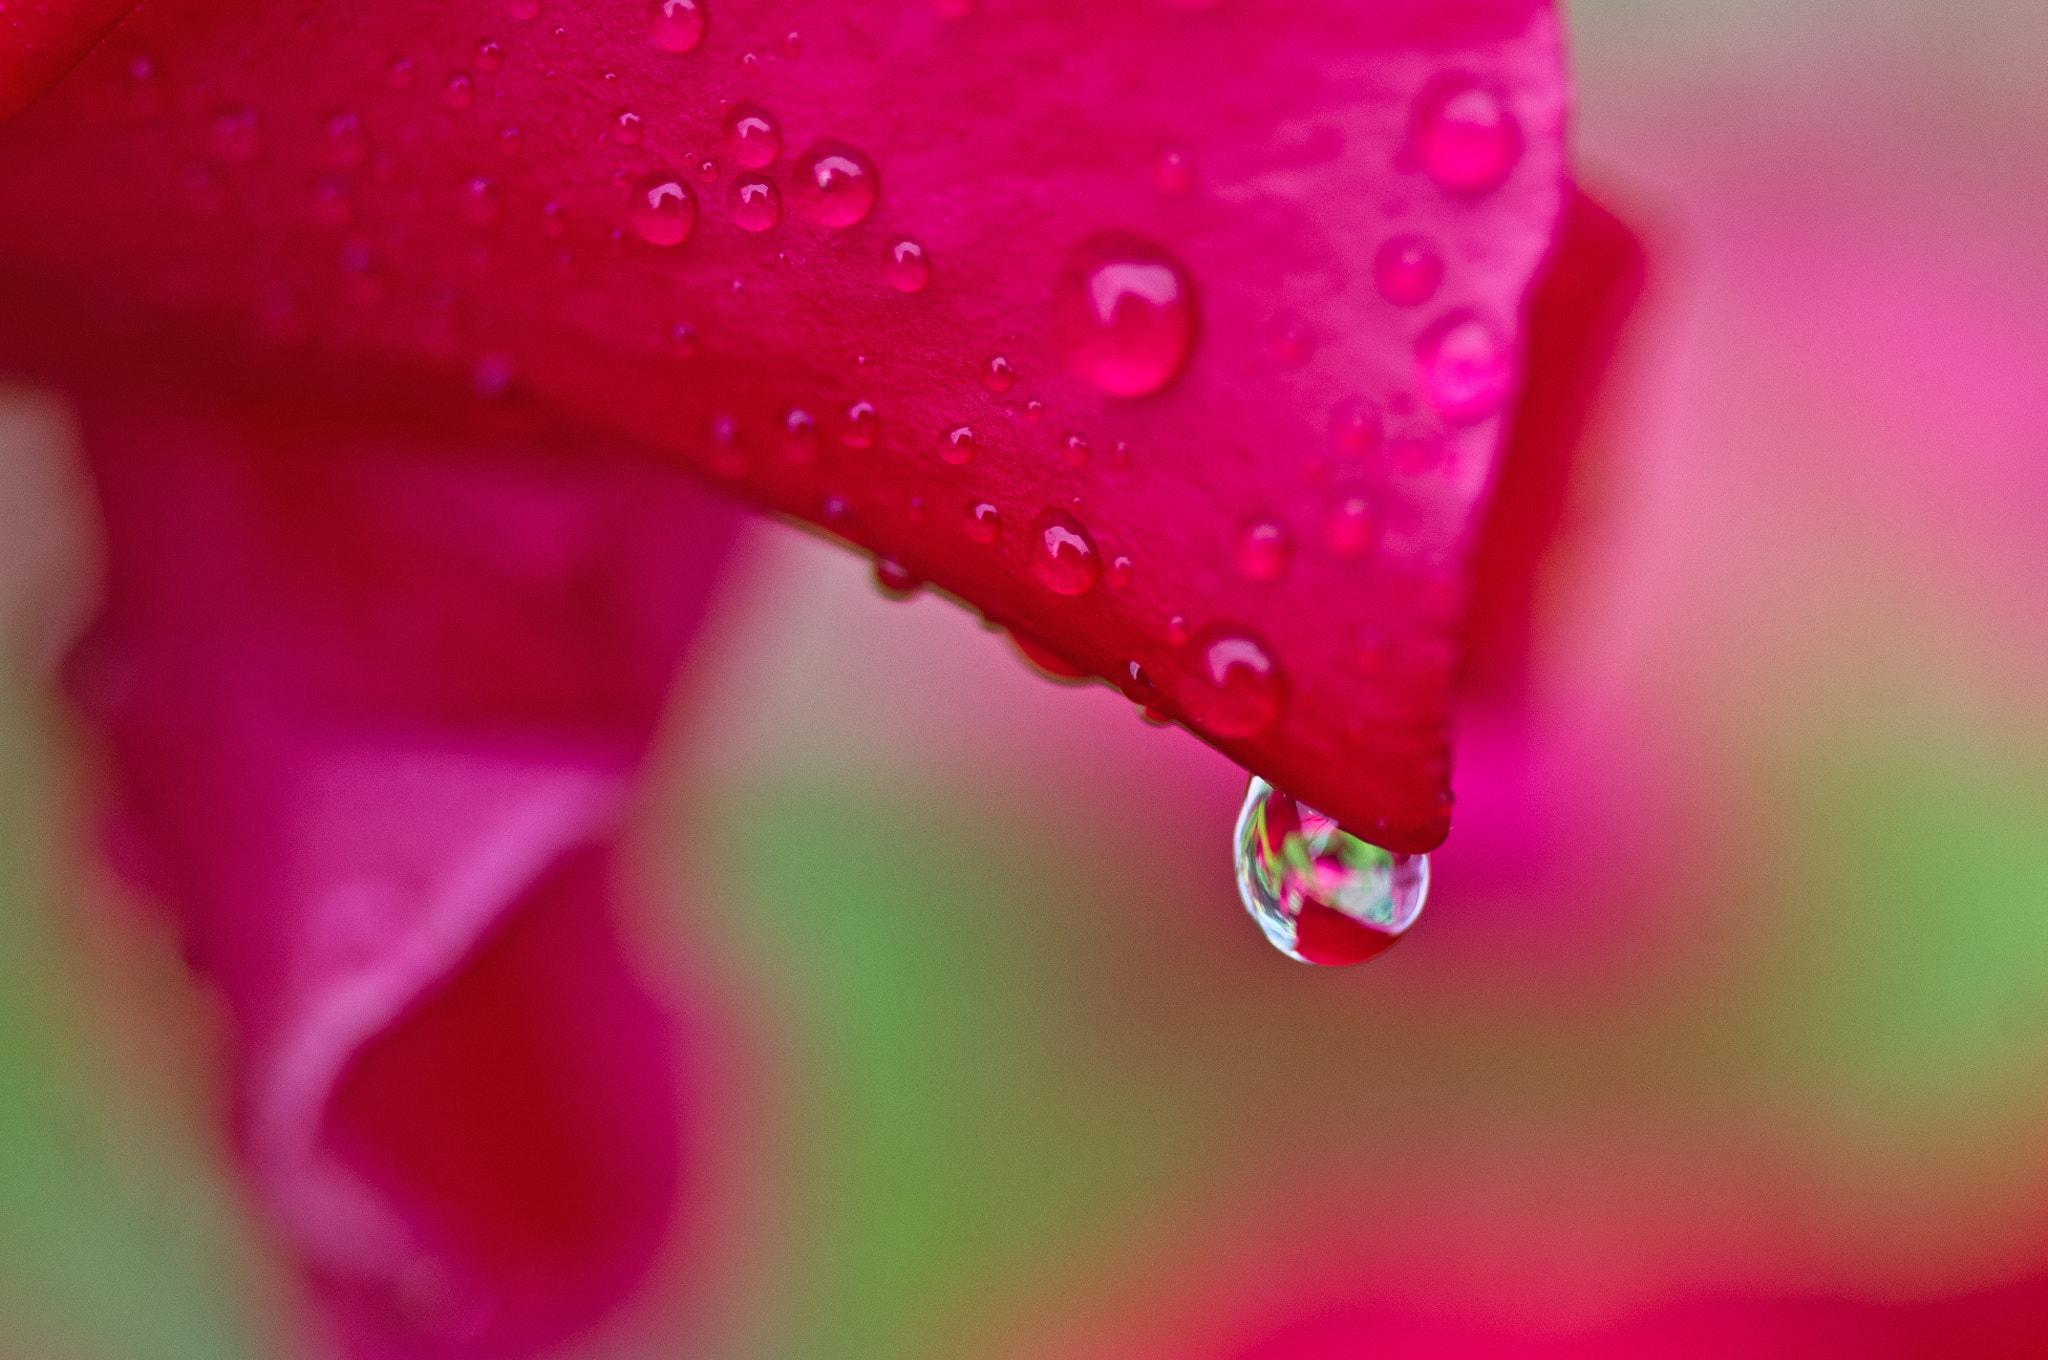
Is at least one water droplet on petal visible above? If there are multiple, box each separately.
[790,140,878,227]
[1023,399,1044,423]
[782,30,803,58]
[1416,310,1511,425]
[941,425,976,465]
[650,0,707,53]
[1374,234,1444,306]
[723,104,780,168]
[1061,432,1091,468]
[1329,397,1383,457]
[1053,232,1196,398]
[476,40,505,72]
[1108,555,1133,588]
[1152,143,1196,196]
[966,500,1000,543]
[1235,778,1427,965]
[387,56,418,89]
[1269,317,1313,367]
[211,104,261,162]
[1410,74,1521,197]
[842,400,878,449]
[780,407,818,462]
[627,171,697,245]
[1323,495,1379,558]
[461,176,502,226]
[984,355,1015,392]
[887,237,930,292]
[324,109,367,166]
[500,124,523,154]
[471,354,514,398]
[729,173,780,230]
[822,494,852,523]
[1168,625,1286,738]
[1028,509,1100,595]
[540,198,567,235]
[1235,518,1291,583]
[874,558,921,599]
[443,71,475,109]
[613,108,643,145]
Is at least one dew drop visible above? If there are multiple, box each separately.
[941,425,976,465]
[1061,432,1091,468]
[874,559,921,599]
[1028,509,1100,596]
[781,407,818,462]
[1416,310,1510,425]
[210,104,261,162]
[1409,74,1521,197]
[614,108,643,145]
[1108,554,1133,588]
[782,30,803,58]
[1323,495,1379,558]
[729,174,781,231]
[1234,778,1427,966]
[476,39,505,72]
[887,238,930,293]
[842,400,878,449]
[1329,397,1382,457]
[984,355,1015,392]
[966,500,1000,543]
[540,198,567,236]
[790,140,878,227]
[822,494,852,523]
[1269,318,1313,368]
[309,174,351,225]
[650,0,707,53]
[387,56,418,89]
[443,71,475,109]
[500,124,523,154]
[461,176,502,226]
[627,171,697,246]
[1053,232,1196,398]
[723,104,780,168]
[1235,518,1291,583]
[1152,143,1196,196]
[697,158,718,184]
[1023,399,1045,422]
[324,109,367,167]
[471,354,514,398]
[1168,625,1286,738]
[1374,234,1444,307]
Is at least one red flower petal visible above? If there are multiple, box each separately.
[0,0,1599,852]
[62,395,739,1358]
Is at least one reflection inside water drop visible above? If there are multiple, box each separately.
[1234,778,1428,966]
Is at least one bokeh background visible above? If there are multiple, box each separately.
[5,0,2048,1354]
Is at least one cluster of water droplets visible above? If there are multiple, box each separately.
[1235,779,1429,966]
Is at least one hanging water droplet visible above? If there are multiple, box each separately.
[650,0,707,53]
[1053,232,1196,398]
[1028,509,1100,595]
[842,400,878,449]
[790,140,878,227]
[1374,234,1444,307]
[874,558,921,599]
[887,237,930,292]
[729,174,781,231]
[984,355,1015,392]
[476,39,505,72]
[723,104,781,168]
[627,171,697,245]
[613,108,643,145]
[1234,778,1427,966]
[1323,495,1379,558]
[966,500,1001,543]
[941,425,976,465]
[1168,625,1286,738]
[1416,310,1510,425]
[443,71,475,109]
[1235,518,1291,583]
[211,104,262,162]
[1409,74,1521,197]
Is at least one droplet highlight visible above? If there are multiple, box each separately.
[1234,778,1428,966]
[1409,74,1521,197]
[790,140,878,227]
[1235,518,1291,583]
[1374,234,1444,307]
[966,501,1000,543]
[722,104,780,168]
[887,238,930,293]
[941,425,976,465]
[1167,625,1286,739]
[1416,310,1511,425]
[627,171,697,246]
[1028,509,1101,596]
[984,355,1015,393]
[1053,232,1196,398]
[729,174,781,231]
[650,0,707,53]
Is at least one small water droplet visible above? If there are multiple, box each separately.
[822,494,852,523]
[1108,554,1133,588]
[309,173,351,224]
[180,160,224,216]
[650,0,707,53]
[738,50,761,73]
[790,140,878,227]
[1152,143,1196,196]
[874,558,921,599]
[443,71,475,109]
[613,108,643,145]
[842,400,878,449]
[471,354,514,398]
[706,413,746,476]
[500,124,523,154]
[966,501,1000,543]
[540,198,567,235]
[1410,74,1521,197]
[1169,625,1286,738]
[781,407,818,462]
[668,321,699,355]
[324,109,366,166]
[1166,615,1190,646]
[476,39,504,72]
[211,104,261,162]
[1374,234,1444,307]
[627,171,697,245]
[1323,496,1379,558]
[1023,399,1045,422]
[1235,518,1291,583]
[697,158,718,183]
[1268,318,1313,368]
[941,425,976,465]
[1053,232,1196,398]
[461,176,502,226]
[1330,397,1382,456]
[1416,310,1510,425]
[887,237,930,292]
[1235,778,1427,966]
[1028,509,1100,595]
[1061,432,1091,468]
[984,355,1015,392]
[723,104,781,168]
[783,30,803,57]
[387,55,418,89]
[729,174,781,231]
